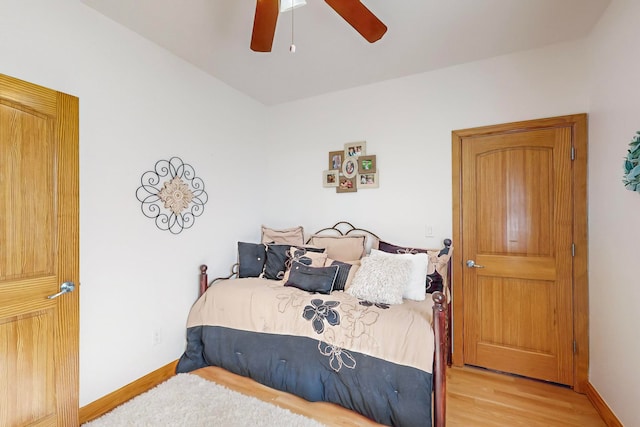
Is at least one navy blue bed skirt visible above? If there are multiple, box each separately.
[177,325,432,427]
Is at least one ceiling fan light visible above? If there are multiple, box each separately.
[279,0,306,13]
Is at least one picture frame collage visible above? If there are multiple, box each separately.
[323,141,379,193]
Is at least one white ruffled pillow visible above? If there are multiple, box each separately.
[369,248,428,301]
[347,255,412,305]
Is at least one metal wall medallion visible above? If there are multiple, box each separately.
[135,157,208,234]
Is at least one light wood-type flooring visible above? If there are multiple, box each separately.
[193,365,605,427]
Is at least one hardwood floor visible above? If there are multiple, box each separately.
[447,367,605,427]
[193,365,605,426]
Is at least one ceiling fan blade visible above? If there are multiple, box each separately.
[325,0,387,43]
[251,0,279,52]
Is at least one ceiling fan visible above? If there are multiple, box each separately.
[250,0,388,52]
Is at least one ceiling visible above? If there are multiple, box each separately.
[81,0,611,105]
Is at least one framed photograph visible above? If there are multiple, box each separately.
[342,157,358,179]
[358,155,376,173]
[358,172,379,189]
[323,170,339,187]
[337,176,357,193]
[344,141,366,158]
[328,150,343,171]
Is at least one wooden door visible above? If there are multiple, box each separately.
[0,74,79,425]
[451,115,588,389]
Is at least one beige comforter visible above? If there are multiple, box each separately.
[186,277,435,374]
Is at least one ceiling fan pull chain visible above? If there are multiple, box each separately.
[290,4,296,53]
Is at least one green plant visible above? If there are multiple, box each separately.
[623,131,640,192]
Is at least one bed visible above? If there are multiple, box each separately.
[176,222,451,427]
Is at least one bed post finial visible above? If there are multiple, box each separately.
[199,265,208,297]
[432,291,446,311]
[439,238,452,256]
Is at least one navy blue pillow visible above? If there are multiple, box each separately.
[263,244,292,280]
[237,242,266,278]
[328,260,354,291]
[284,261,339,295]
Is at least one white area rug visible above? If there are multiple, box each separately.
[83,373,326,427]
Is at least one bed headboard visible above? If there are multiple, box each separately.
[307,221,381,255]
[309,220,452,292]
[205,220,452,293]
[309,220,452,256]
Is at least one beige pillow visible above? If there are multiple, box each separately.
[308,235,366,261]
[261,225,304,246]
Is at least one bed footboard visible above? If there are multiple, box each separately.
[432,291,447,427]
[199,264,237,296]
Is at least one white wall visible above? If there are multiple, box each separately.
[264,40,590,249]
[587,0,640,424]
[4,0,633,422]
[265,14,640,423]
[1,0,268,405]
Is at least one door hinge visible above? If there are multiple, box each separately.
[571,243,575,257]
[571,146,575,160]
[573,341,577,353]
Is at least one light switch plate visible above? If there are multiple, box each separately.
[425,225,434,237]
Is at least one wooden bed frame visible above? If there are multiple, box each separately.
[196,222,449,427]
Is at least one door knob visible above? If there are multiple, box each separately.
[48,281,75,299]
[466,260,484,268]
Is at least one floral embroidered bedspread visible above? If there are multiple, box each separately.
[185,277,435,374]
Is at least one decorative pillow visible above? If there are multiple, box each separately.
[347,256,412,305]
[261,225,305,246]
[378,240,454,294]
[261,244,292,280]
[282,246,328,282]
[378,240,429,255]
[284,261,339,295]
[426,270,444,294]
[426,248,453,294]
[325,259,360,291]
[237,242,267,278]
[307,235,366,261]
[369,248,428,301]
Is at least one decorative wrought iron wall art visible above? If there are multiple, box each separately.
[135,157,208,234]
